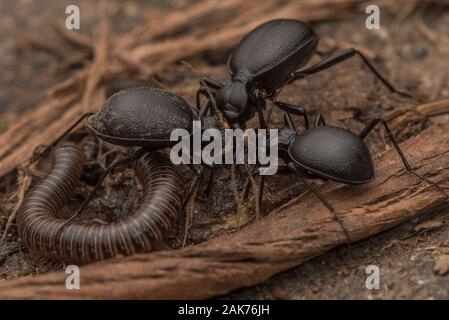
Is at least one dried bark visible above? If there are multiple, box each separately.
[0,120,448,299]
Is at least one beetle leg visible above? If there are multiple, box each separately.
[359,115,448,198]
[62,148,146,226]
[257,108,267,129]
[258,175,265,217]
[253,90,267,129]
[201,76,224,91]
[300,175,351,243]
[203,166,215,195]
[283,112,296,131]
[274,101,310,129]
[198,99,211,118]
[239,164,266,219]
[28,111,97,166]
[313,113,326,127]
[290,48,413,98]
[272,165,291,175]
[196,85,219,116]
[196,87,208,110]
[288,162,352,243]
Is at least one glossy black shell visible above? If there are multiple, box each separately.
[228,19,318,92]
[289,126,375,184]
[86,87,194,149]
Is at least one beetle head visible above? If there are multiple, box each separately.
[216,79,250,124]
[278,127,296,150]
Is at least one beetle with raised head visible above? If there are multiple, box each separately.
[198,19,412,129]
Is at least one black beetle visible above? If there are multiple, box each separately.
[38,86,214,154]
[87,87,197,149]
[31,86,215,218]
[276,108,446,242]
[198,19,411,129]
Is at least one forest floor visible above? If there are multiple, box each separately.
[0,0,449,299]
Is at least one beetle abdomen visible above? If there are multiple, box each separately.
[228,19,318,91]
[289,126,375,184]
[87,87,194,146]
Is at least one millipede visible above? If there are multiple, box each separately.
[17,143,184,264]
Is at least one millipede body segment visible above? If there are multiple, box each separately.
[17,143,183,264]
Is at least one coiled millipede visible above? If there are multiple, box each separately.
[17,143,183,264]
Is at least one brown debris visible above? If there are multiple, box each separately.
[434,255,449,276]
[0,119,448,299]
[0,171,32,245]
[1,0,449,299]
[81,1,109,113]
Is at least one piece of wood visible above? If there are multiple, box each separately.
[0,120,447,299]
